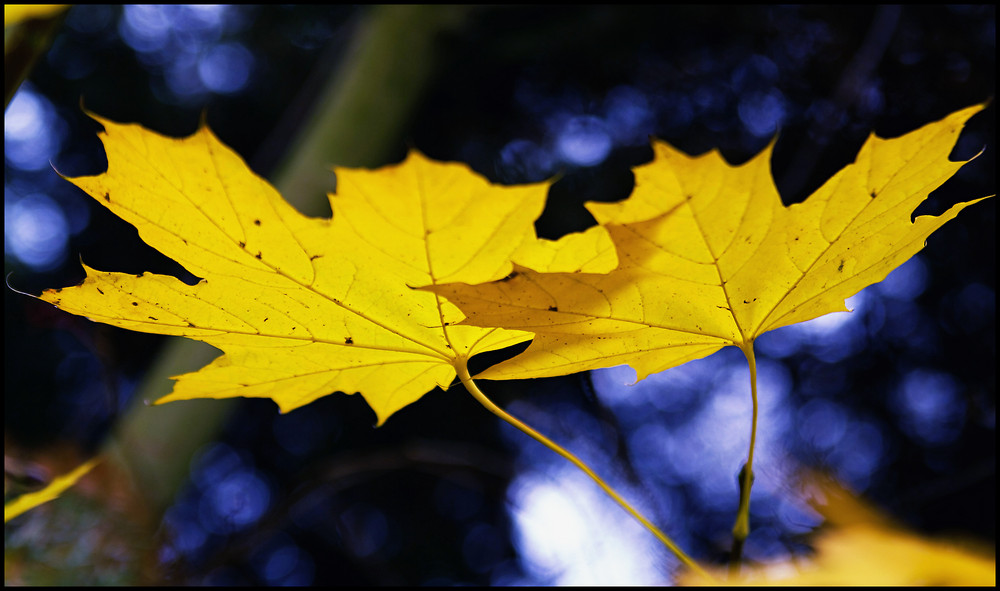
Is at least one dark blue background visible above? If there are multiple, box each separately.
[5,5,994,584]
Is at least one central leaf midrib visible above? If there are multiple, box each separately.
[415,162,460,358]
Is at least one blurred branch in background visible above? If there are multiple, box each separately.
[4,5,70,108]
[778,4,901,199]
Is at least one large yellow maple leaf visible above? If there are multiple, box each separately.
[39,114,615,424]
[429,104,992,382]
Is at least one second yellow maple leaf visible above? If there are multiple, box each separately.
[429,104,992,381]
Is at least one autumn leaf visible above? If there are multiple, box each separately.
[428,104,992,382]
[4,458,100,523]
[680,526,996,586]
[36,113,615,424]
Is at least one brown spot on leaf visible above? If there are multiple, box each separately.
[344,337,353,345]
[253,219,261,226]
[548,306,558,312]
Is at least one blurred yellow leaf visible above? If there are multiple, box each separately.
[682,524,995,586]
[681,474,995,586]
[4,5,68,29]
[4,458,99,523]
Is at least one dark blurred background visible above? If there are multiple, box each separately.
[4,5,994,585]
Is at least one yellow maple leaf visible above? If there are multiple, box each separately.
[38,113,606,424]
[4,458,100,523]
[429,104,992,382]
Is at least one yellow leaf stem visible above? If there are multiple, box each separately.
[730,342,759,572]
[454,357,713,581]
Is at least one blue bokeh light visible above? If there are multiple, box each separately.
[892,369,967,446]
[4,85,65,171]
[201,469,271,534]
[251,532,316,585]
[877,256,928,301]
[4,192,70,271]
[797,398,849,452]
[198,43,255,94]
[188,443,271,535]
[116,5,253,104]
[555,115,613,167]
[738,90,787,137]
[603,85,655,146]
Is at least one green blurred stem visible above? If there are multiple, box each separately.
[455,359,714,580]
[730,342,759,573]
[103,5,472,516]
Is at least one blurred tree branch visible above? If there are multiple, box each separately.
[4,6,69,108]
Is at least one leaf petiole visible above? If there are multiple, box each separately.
[730,342,760,571]
[454,358,713,581]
